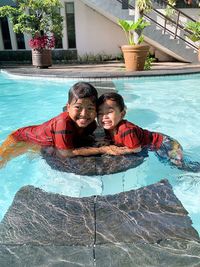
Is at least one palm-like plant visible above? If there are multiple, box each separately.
[134,0,152,44]
[117,0,152,71]
[118,17,150,45]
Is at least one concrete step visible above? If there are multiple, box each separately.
[144,24,198,62]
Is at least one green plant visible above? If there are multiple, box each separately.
[144,53,155,70]
[185,21,200,43]
[136,0,152,13]
[0,0,63,48]
[77,53,116,63]
[118,17,150,45]
[165,0,176,18]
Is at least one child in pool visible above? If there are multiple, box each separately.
[0,82,125,168]
[97,92,183,167]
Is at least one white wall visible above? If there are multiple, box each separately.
[73,0,126,57]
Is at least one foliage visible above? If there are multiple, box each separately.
[118,17,150,45]
[165,0,176,18]
[0,0,63,49]
[185,21,200,43]
[144,53,155,70]
[77,52,121,63]
[136,0,152,12]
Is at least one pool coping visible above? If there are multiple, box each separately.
[1,62,200,81]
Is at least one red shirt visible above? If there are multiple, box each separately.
[107,120,163,150]
[13,112,96,150]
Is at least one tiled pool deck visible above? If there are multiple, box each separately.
[1,61,200,80]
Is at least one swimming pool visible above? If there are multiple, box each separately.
[0,71,200,235]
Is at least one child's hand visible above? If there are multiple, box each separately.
[100,145,140,156]
[106,145,124,155]
[168,148,183,166]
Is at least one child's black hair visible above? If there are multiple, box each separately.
[68,82,98,104]
[97,92,125,111]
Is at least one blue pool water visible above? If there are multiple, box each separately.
[0,71,200,234]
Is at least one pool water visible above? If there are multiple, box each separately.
[0,71,200,235]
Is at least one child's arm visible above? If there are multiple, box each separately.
[97,145,142,155]
[56,147,103,158]
[56,145,141,158]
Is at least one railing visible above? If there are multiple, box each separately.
[116,0,198,50]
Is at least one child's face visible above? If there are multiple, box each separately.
[98,99,125,131]
[67,97,96,128]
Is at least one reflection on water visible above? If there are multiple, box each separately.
[126,108,159,127]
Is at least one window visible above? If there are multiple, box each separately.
[55,36,63,49]
[65,2,76,48]
[0,17,12,49]
[16,33,25,49]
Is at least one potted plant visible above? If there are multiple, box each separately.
[118,0,151,71]
[118,18,150,71]
[0,0,63,68]
[184,21,200,61]
[29,33,55,68]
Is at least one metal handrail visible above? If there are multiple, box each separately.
[156,0,196,22]
[116,0,198,50]
[144,12,198,49]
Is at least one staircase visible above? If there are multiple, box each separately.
[82,0,199,62]
[143,0,198,62]
[81,0,133,21]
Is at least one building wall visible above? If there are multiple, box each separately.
[0,0,199,60]
[73,0,126,57]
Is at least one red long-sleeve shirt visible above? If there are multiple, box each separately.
[13,112,96,150]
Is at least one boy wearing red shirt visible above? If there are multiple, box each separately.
[0,82,123,168]
[97,92,183,167]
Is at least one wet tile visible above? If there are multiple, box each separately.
[0,186,95,246]
[95,179,199,244]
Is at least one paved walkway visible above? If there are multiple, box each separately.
[1,61,200,80]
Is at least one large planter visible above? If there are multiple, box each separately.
[121,44,149,71]
[32,49,52,68]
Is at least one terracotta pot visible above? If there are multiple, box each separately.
[121,45,149,71]
[32,49,52,68]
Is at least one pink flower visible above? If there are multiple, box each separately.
[29,35,55,50]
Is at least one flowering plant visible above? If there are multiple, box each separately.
[29,34,55,50]
[0,0,63,48]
